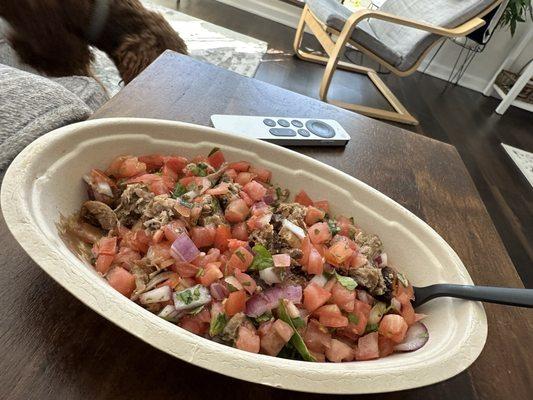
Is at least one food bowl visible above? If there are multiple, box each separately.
[0,118,487,394]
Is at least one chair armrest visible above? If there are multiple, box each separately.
[344,9,486,38]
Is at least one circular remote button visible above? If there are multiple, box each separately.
[263,118,276,127]
[297,129,310,137]
[277,119,290,127]
[305,120,336,138]
[291,120,304,128]
[269,128,297,137]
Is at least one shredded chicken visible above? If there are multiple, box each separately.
[114,184,154,227]
[275,202,307,228]
[142,195,178,231]
[349,266,387,296]
[354,232,383,260]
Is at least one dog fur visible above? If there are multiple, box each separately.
[0,0,188,83]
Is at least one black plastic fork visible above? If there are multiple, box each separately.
[412,284,533,308]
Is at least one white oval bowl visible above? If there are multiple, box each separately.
[1,118,487,394]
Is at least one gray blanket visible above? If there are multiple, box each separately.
[0,64,94,173]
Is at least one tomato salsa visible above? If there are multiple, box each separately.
[68,148,428,362]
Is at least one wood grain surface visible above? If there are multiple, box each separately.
[1,52,531,400]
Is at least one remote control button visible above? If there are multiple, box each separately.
[277,119,290,127]
[306,120,336,138]
[297,129,310,137]
[263,118,276,127]
[291,120,304,128]
[269,128,297,137]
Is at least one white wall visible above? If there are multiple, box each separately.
[216,0,533,94]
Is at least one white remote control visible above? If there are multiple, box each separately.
[211,115,350,146]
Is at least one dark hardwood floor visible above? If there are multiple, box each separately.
[174,0,533,288]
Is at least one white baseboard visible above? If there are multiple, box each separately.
[215,0,302,28]
[418,59,488,93]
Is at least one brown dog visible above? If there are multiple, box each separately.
[0,0,188,83]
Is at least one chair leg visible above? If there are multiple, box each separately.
[293,7,419,126]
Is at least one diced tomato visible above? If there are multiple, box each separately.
[118,157,147,178]
[98,237,117,256]
[394,282,415,304]
[163,220,187,242]
[308,222,332,245]
[156,272,181,290]
[272,319,293,342]
[249,167,271,183]
[300,236,311,266]
[243,180,267,201]
[378,314,408,343]
[161,163,178,191]
[325,240,355,266]
[164,156,188,174]
[228,161,250,172]
[225,290,247,316]
[378,335,396,357]
[400,299,416,326]
[179,176,196,186]
[303,319,332,353]
[146,242,174,267]
[313,200,329,213]
[272,253,291,268]
[236,325,260,353]
[324,278,336,292]
[235,172,255,186]
[96,254,115,274]
[138,154,165,172]
[246,213,272,231]
[349,252,368,269]
[260,319,292,356]
[197,248,221,268]
[113,247,141,270]
[295,190,314,206]
[314,304,348,328]
[346,300,371,335]
[106,267,136,297]
[326,339,354,362]
[190,225,216,248]
[206,182,229,196]
[231,222,249,241]
[105,155,128,177]
[305,206,326,226]
[207,149,226,169]
[234,269,257,295]
[224,168,238,180]
[180,309,210,335]
[337,216,356,237]
[307,246,324,275]
[214,225,232,252]
[355,332,379,361]
[127,173,168,195]
[239,190,254,207]
[227,239,248,253]
[225,199,249,223]
[331,282,356,312]
[227,246,254,272]
[199,262,223,286]
[171,262,199,278]
[303,283,332,312]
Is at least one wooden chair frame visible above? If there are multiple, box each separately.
[294,1,503,125]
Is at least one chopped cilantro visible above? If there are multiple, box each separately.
[254,312,273,324]
[327,220,340,235]
[235,250,246,262]
[209,313,227,336]
[188,305,205,316]
[190,163,209,177]
[291,317,306,329]
[365,323,379,333]
[248,244,274,271]
[195,268,205,278]
[178,290,193,305]
[335,271,357,291]
[277,300,315,362]
[241,281,251,286]
[348,314,360,325]
[193,286,201,300]
[179,198,194,209]
[172,183,187,198]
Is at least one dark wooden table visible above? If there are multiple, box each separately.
[1,51,531,399]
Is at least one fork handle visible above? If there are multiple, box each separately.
[413,284,533,308]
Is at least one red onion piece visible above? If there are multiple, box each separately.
[357,290,375,305]
[170,233,200,262]
[394,322,429,352]
[245,285,302,317]
[210,283,229,300]
[262,194,275,205]
[259,267,281,285]
[139,286,172,304]
[251,201,269,214]
[282,219,306,240]
[158,305,183,322]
